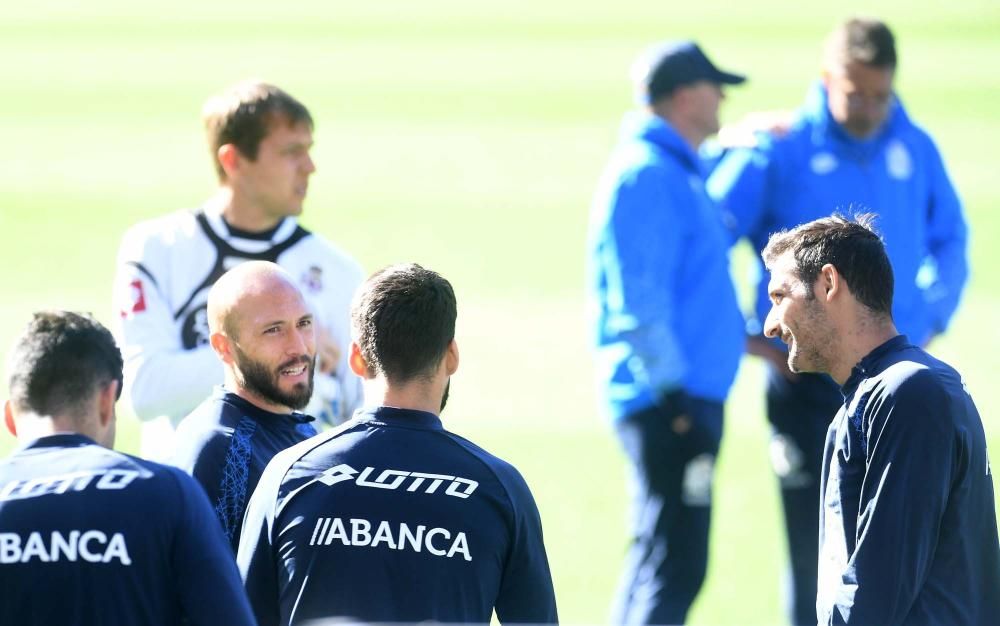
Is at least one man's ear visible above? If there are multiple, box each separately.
[210,332,236,365]
[4,400,16,437]
[349,342,373,379]
[445,340,459,376]
[818,263,842,302]
[217,144,241,180]
[97,380,119,429]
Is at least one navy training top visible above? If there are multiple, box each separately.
[818,335,1000,625]
[238,406,558,625]
[172,386,317,551]
[0,433,255,626]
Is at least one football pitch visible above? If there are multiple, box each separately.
[1,1,998,623]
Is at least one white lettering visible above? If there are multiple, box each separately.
[78,530,106,563]
[406,472,453,493]
[444,478,479,499]
[448,532,472,562]
[356,468,408,490]
[103,533,132,565]
[50,530,79,561]
[318,464,358,487]
[370,521,397,549]
[315,464,478,499]
[95,470,139,490]
[398,523,424,553]
[326,518,349,545]
[0,530,130,565]
[351,518,372,545]
[424,528,449,556]
[21,532,50,562]
[0,534,20,563]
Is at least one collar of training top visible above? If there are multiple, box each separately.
[841,334,911,395]
[355,406,444,431]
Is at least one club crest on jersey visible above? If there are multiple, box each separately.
[301,265,323,293]
[119,279,147,318]
[886,139,913,180]
[810,152,838,175]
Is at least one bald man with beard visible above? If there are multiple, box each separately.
[171,261,322,552]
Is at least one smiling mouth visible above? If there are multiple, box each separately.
[278,358,310,377]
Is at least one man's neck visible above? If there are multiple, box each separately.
[830,318,899,385]
[207,188,283,233]
[650,105,704,152]
[364,378,444,416]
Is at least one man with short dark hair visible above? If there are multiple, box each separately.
[587,40,746,624]
[172,261,321,552]
[113,80,364,461]
[761,215,999,625]
[0,311,255,626]
[708,18,969,623]
[238,263,558,626]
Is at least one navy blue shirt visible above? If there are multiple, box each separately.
[238,406,558,625]
[172,386,317,552]
[0,433,255,626]
[818,336,1000,625]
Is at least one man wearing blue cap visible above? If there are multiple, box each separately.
[587,41,746,624]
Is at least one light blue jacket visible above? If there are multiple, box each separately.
[588,113,745,420]
[708,83,968,346]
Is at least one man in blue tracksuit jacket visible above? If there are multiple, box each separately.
[172,261,319,552]
[760,215,998,625]
[0,311,254,626]
[238,263,557,625]
[587,41,746,624]
[707,18,969,624]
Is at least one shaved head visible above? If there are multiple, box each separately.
[207,261,318,412]
[208,262,301,340]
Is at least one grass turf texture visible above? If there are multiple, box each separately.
[1,1,998,623]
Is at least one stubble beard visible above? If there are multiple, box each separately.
[234,345,316,411]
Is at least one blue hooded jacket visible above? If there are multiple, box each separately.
[708,82,968,346]
[588,112,745,420]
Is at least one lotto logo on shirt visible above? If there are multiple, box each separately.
[317,464,478,499]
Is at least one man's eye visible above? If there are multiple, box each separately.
[264,327,281,335]
[298,319,313,328]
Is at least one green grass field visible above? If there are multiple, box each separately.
[1,1,998,623]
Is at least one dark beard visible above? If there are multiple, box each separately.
[440,378,451,412]
[233,345,315,411]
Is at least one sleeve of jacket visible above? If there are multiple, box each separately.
[168,467,256,626]
[921,137,969,335]
[706,143,773,245]
[494,465,558,624]
[237,452,292,626]
[112,227,223,423]
[600,164,692,398]
[826,371,953,625]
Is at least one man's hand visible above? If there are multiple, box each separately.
[747,335,798,382]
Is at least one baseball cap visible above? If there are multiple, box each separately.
[633,40,746,103]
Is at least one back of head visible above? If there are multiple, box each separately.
[6,311,123,420]
[351,263,457,384]
[824,17,897,71]
[202,80,313,181]
[762,213,894,316]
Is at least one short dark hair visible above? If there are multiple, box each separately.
[762,213,894,316]
[352,264,457,384]
[202,81,314,181]
[824,17,898,70]
[6,311,124,418]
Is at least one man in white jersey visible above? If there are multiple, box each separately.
[112,81,364,460]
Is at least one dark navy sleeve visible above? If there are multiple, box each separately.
[494,466,558,624]
[166,467,256,626]
[826,371,953,625]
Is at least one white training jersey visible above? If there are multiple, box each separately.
[112,209,365,461]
